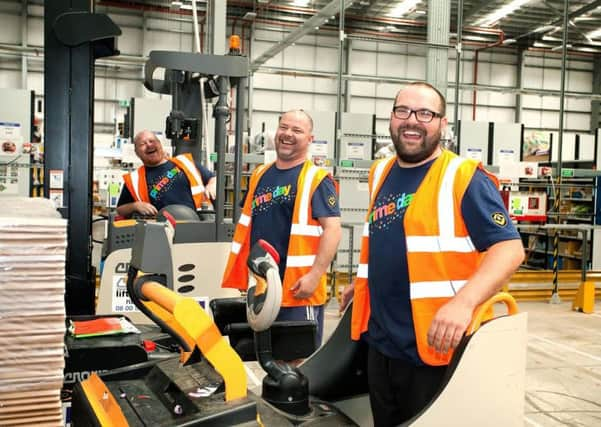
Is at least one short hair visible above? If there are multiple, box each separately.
[133,130,157,146]
[279,109,314,132]
[394,82,447,117]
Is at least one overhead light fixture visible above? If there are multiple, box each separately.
[587,28,601,40]
[293,0,310,6]
[502,38,517,45]
[533,25,556,34]
[574,16,595,22]
[474,0,532,27]
[242,11,257,20]
[170,0,182,9]
[462,34,494,42]
[542,35,562,42]
[551,43,571,51]
[388,0,422,18]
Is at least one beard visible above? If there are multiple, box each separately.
[390,123,441,164]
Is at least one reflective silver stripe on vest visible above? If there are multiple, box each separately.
[410,280,467,299]
[130,170,142,201]
[362,222,369,237]
[290,223,322,236]
[231,241,242,254]
[357,263,368,278]
[298,165,319,226]
[406,236,475,253]
[406,156,475,253]
[287,255,316,267]
[176,154,205,195]
[370,157,394,197]
[438,157,463,240]
[238,213,251,226]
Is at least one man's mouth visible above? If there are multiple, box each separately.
[401,128,424,140]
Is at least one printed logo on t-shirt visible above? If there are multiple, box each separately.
[252,184,292,213]
[149,166,182,200]
[491,212,507,227]
[369,192,414,229]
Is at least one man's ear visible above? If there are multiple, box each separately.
[441,116,448,131]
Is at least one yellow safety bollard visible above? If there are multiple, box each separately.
[572,281,595,314]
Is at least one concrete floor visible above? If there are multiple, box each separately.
[245,298,601,426]
[521,300,601,427]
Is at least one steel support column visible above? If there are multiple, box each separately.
[335,0,346,164]
[515,49,525,124]
[20,0,27,89]
[207,0,226,55]
[427,0,451,95]
[343,38,352,117]
[452,0,464,140]
[551,0,570,305]
[590,56,601,132]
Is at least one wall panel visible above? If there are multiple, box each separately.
[0,5,594,141]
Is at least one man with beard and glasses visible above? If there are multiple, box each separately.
[117,130,216,218]
[222,110,341,348]
[339,82,524,426]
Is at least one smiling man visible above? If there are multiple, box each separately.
[222,110,341,348]
[116,130,216,218]
[339,82,524,426]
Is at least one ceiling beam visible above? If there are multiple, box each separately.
[250,0,354,71]
[463,0,494,23]
[507,0,601,46]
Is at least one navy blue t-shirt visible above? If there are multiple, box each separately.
[117,159,214,212]
[366,160,520,366]
[248,163,340,280]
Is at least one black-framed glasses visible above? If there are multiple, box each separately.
[392,106,442,123]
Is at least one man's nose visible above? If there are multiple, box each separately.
[406,110,420,123]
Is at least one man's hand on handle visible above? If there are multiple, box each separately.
[427,296,474,354]
[205,177,217,201]
[134,201,158,217]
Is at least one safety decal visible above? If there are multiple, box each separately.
[491,212,507,227]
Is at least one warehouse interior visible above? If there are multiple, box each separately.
[1,0,601,426]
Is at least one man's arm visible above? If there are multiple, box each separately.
[427,238,524,353]
[195,163,217,201]
[290,216,342,299]
[116,201,158,217]
[205,176,217,200]
[116,185,157,218]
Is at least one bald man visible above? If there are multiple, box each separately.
[222,110,341,347]
[117,130,216,218]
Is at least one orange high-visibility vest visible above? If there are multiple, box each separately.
[351,150,498,366]
[122,153,209,209]
[222,160,332,307]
